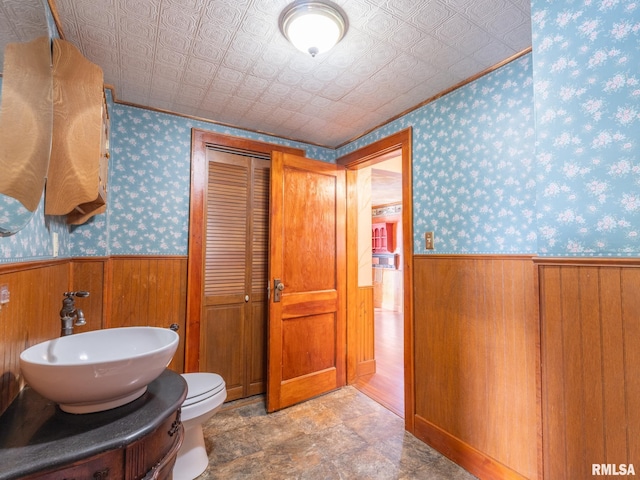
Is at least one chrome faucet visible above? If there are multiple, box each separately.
[60,291,90,336]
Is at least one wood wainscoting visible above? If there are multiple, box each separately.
[103,256,187,373]
[0,256,188,416]
[537,258,640,480]
[413,255,540,480]
[71,257,107,331]
[70,256,188,373]
[0,260,70,416]
[355,286,375,377]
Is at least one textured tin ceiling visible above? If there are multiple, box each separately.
[0,0,50,66]
[55,0,530,147]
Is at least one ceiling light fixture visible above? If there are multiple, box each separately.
[279,1,348,57]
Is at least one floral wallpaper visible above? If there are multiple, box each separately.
[2,0,639,261]
[339,55,537,255]
[69,91,334,257]
[92,62,537,258]
[0,194,69,262]
[1,90,331,261]
[531,0,640,256]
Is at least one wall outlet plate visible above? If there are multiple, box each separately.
[425,231,434,250]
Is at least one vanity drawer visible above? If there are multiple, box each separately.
[22,409,182,480]
[124,410,183,479]
[24,449,125,480]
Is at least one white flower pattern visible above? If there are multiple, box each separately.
[2,0,639,260]
[340,56,537,254]
[68,92,333,257]
[532,0,640,255]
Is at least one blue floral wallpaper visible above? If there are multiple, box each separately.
[0,91,331,261]
[339,55,537,254]
[2,0,639,261]
[531,0,640,256]
[97,55,533,257]
[0,194,69,262]
[69,91,334,257]
[43,0,60,40]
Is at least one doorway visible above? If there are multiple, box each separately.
[186,128,415,431]
[337,127,414,431]
[354,158,405,417]
[187,132,346,410]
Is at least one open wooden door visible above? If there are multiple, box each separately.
[267,151,346,412]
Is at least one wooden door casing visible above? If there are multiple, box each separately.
[336,127,414,431]
[267,152,347,412]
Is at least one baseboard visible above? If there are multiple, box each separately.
[414,415,530,480]
[356,359,376,377]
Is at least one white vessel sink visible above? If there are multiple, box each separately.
[19,326,179,414]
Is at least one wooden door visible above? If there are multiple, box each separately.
[200,149,269,401]
[267,152,346,412]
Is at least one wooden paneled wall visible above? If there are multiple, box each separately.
[107,257,188,373]
[539,260,640,479]
[355,286,375,376]
[413,255,540,480]
[5,253,636,480]
[0,261,70,415]
[71,258,106,331]
[0,256,188,417]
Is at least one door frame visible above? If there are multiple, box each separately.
[336,127,415,433]
[185,129,304,373]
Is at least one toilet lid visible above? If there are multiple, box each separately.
[182,373,226,407]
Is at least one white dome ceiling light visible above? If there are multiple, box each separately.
[279,1,348,57]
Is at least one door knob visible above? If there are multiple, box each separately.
[273,278,285,302]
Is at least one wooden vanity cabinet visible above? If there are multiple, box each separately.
[22,410,183,480]
[0,370,187,480]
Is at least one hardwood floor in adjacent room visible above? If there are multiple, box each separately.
[355,308,404,417]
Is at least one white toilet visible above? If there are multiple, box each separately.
[173,372,227,480]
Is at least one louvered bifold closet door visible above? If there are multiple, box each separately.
[200,149,269,401]
[247,160,270,396]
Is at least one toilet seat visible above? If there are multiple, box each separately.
[179,373,227,425]
[175,372,227,480]
[182,373,225,407]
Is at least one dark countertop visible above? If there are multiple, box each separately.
[0,369,187,480]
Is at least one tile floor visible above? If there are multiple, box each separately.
[199,386,477,479]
